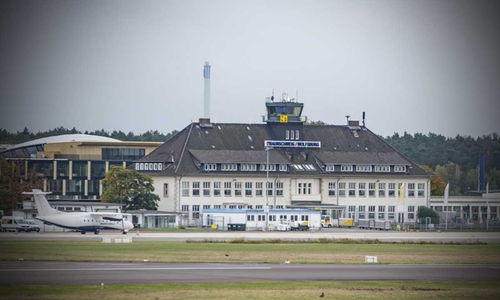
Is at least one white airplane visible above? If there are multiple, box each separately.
[24,189,134,235]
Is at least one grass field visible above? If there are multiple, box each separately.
[1,240,500,264]
[1,281,499,300]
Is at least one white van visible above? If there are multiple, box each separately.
[1,216,31,232]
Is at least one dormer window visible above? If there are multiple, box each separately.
[204,163,217,171]
[261,164,276,171]
[325,164,335,172]
[290,130,294,140]
[356,165,372,172]
[221,163,237,171]
[241,164,257,171]
[374,165,390,172]
[286,130,290,140]
[341,165,353,172]
[394,165,406,172]
[279,164,288,171]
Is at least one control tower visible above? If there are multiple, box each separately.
[264,91,304,141]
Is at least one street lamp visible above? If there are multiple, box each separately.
[265,146,272,231]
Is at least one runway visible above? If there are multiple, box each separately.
[1,228,500,243]
[0,261,499,285]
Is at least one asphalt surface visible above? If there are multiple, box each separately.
[1,228,500,243]
[0,261,499,285]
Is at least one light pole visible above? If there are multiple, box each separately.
[265,146,271,231]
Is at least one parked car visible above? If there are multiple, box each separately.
[25,219,41,232]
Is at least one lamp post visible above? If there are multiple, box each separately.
[265,146,271,231]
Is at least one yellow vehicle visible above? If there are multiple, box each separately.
[339,218,354,228]
[321,215,332,228]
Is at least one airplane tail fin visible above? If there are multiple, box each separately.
[25,189,58,216]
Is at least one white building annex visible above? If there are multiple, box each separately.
[134,92,432,228]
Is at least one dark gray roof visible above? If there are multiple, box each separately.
[189,149,289,164]
[136,122,430,177]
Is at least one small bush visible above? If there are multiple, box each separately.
[178,225,186,229]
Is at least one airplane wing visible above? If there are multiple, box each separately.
[89,212,124,221]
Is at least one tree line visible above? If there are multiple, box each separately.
[0,127,179,144]
[383,132,500,195]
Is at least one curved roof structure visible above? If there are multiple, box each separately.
[1,134,122,158]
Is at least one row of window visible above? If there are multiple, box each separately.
[204,162,408,173]
[180,204,415,220]
[325,164,407,173]
[175,182,285,197]
[168,181,426,198]
[328,182,425,197]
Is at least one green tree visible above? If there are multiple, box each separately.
[101,166,159,212]
[420,165,446,196]
[0,157,43,215]
[435,162,461,195]
[417,206,440,224]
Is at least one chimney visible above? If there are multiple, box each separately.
[203,61,211,120]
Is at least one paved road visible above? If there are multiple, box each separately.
[0,262,499,285]
[1,229,500,243]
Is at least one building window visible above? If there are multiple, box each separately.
[285,130,290,140]
[224,182,232,196]
[388,183,395,197]
[378,206,385,219]
[375,165,390,172]
[358,206,366,219]
[192,182,200,196]
[348,183,356,197]
[338,183,346,196]
[388,206,395,220]
[279,164,287,171]
[204,163,216,171]
[328,182,336,196]
[182,182,189,197]
[163,183,168,197]
[260,164,276,171]
[214,182,221,196]
[258,215,266,221]
[203,182,210,197]
[408,206,415,219]
[221,163,237,171]
[408,183,415,197]
[368,205,376,219]
[247,215,255,221]
[203,205,211,210]
[356,165,372,172]
[256,182,263,196]
[341,165,353,172]
[368,183,375,197]
[241,164,257,171]
[192,205,200,219]
[378,183,386,197]
[418,183,425,197]
[325,164,335,172]
[267,182,273,196]
[245,182,253,196]
[229,205,236,209]
[358,183,366,197]
[276,205,284,209]
[295,130,299,140]
[234,182,242,196]
[247,205,253,209]
[276,182,283,196]
[214,205,221,209]
[394,165,406,172]
[348,205,355,219]
[290,130,294,140]
[256,205,263,209]
[298,182,311,194]
[181,205,189,212]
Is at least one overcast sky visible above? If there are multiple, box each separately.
[1,0,499,138]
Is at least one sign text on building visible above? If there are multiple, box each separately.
[264,140,321,148]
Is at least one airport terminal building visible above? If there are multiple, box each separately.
[135,94,432,226]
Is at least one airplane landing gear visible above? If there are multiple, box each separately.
[122,230,128,235]
[80,231,86,235]
[94,230,100,235]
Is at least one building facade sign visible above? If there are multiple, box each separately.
[264,140,321,148]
